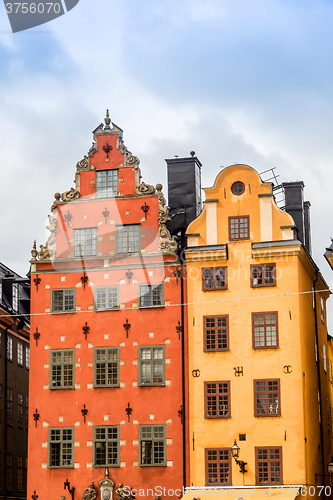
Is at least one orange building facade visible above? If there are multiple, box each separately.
[27,114,187,500]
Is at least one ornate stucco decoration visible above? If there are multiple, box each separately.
[76,155,90,172]
[156,184,177,254]
[117,136,140,166]
[61,187,80,202]
[135,182,156,196]
[31,240,38,262]
[38,210,58,261]
[125,154,139,166]
[82,482,97,500]
[117,137,127,155]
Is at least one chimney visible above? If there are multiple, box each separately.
[165,153,202,236]
[282,181,311,254]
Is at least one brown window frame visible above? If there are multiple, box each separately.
[228,216,250,240]
[202,267,228,291]
[252,312,279,349]
[205,448,232,485]
[205,381,230,418]
[250,264,276,287]
[255,446,283,485]
[204,315,229,352]
[231,181,245,195]
[254,379,281,416]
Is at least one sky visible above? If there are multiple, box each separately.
[0,0,333,320]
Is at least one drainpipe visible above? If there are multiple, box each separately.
[178,231,187,491]
[313,272,325,490]
[4,317,16,500]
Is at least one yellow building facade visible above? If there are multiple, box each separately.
[184,165,331,500]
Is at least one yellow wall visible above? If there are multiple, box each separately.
[186,165,331,496]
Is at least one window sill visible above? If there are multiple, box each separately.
[50,386,75,390]
[254,414,281,417]
[202,288,228,292]
[203,349,230,353]
[204,415,231,419]
[93,385,120,389]
[139,463,166,467]
[95,308,120,312]
[138,383,166,387]
[138,305,165,310]
[251,284,276,288]
[51,311,76,315]
[93,464,120,468]
[252,346,280,350]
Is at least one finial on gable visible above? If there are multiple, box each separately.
[104,109,111,130]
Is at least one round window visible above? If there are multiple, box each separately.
[231,182,245,195]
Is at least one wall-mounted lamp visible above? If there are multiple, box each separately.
[231,439,247,474]
[328,461,333,475]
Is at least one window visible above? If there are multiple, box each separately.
[17,393,23,428]
[321,297,325,323]
[25,347,30,369]
[0,385,2,423]
[6,454,13,490]
[93,426,119,466]
[139,284,164,308]
[324,345,327,373]
[205,381,230,418]
[116,224,140,254]
[0,332,2,356]
[96,170,118,198]
[228,216,249,240]
[252,312,278,348]
[139,425,166,466]
[7,337,12,361]
[12,284,19,312]
[256,447,282,484]
[48,428,74,468]
[52,289,75,313]
[204,315,229,351]
[205,448,231,485]
[17,456,23,491]
[26,396,28,430]
[330,360,333,385]
[138,346,165,386]
[231,181,245,195]
[7,389,13,425]
[254,380,280,416]
[74,228,97,257]
[202,267,227,290]
[94,348,119,387]
[50,350,75,389]
[17,342,23,365]
[250,264,276,287]
[95,287,119,311]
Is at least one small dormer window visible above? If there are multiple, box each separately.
[96,170,118,198]
[231,181,245,195]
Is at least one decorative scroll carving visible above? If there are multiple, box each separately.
[88,141,97,157]
[117,137,128,155]
[61,187,80,202]
[38,211,58,261]
[51,192,61,213]
[126,154,139,165]
[135,182,156,196]
[82,483,97,500]
[76,155,90,171]
[156,184,177,254]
